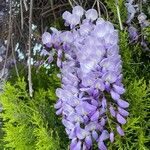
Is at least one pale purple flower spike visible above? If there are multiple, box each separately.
[42,5,129,150]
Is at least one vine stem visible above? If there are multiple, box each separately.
[28,0,33,97]
[92,0,97,8]
[23,0,28,11]
[20,0,24,29]
[97,0,101,17]
[11,35,19,78]
[72,0,79,6]
[68,0,73,7]
[1,0,12,79]
[115,0,123,30]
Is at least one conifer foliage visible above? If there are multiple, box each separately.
[0,72,68,150]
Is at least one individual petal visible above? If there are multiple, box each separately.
[93,24,107,38]
[85,135,92,149]
[85,9,98,21]
[91,99,99,107]
[116,125,125,136]
[62,119,75,130]
[69,128,76,139]
[67,113,84,123]
[48,55,54,63]
[105,32,118,46]
[86,122,99,132]
[56,108,62,115]
[95,45,106,58]
[138,12,147,23]
[105,21,115,33]
[110,132,114,143]
[107,45,119,57]
[125,3,136,23]
[82,143,87,150]
[92,130,98,140]
[54,100,62,109]
[72,6,84,17]
[76,130,85,140]
[95,79,105,91]
[113,84,125,94]
[57,49,62,58]
[96,18,105,25]
[83,115,89,123]
[118,107,129,117]
[55,88,64,99]
[76,125,89,140]
[128,26,138,41]
[100,117,106,126]
[142,20,150,27]
[99,108,106,116]
[50,27,59,33]
[109,106,116,117]
[75,105,87,116]
[63,103,75,114]
[80,60,96,73]
[79,22,93,35]
[105,81,110,91]
[110,90,120,101]
[102,72,117,83]
[65,128,70,135]
[60,31,74,43]
[62,11,72,21]
[56,88,74,101]
[100,58,114,70]
[92,89,99,98]
[83,102,97,113]
[40,49,49,56]
[117,99,129,108]
[56,57,61,67]
[102,97,107,108]
[73,141,82,150]
[116,113,126,125]
[99,130,109,141]
[91,111,100,121]
[42,32,52,45]
[70,138,77,150]
[69,14,80,27]
[81,74,96,87]
[98,141,107,150]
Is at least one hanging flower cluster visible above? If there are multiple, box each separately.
[125,0,150,50]
[42,6,129,150]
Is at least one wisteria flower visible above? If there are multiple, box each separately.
[72,6,84,17]
[85,9,98,21]
[42,5,129,150]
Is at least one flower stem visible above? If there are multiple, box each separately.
[115,0,123,30]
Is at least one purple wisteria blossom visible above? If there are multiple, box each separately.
[125,0,150,51]
[125,1,137,24]
[128,26,138,41]
[42,5,129,150]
